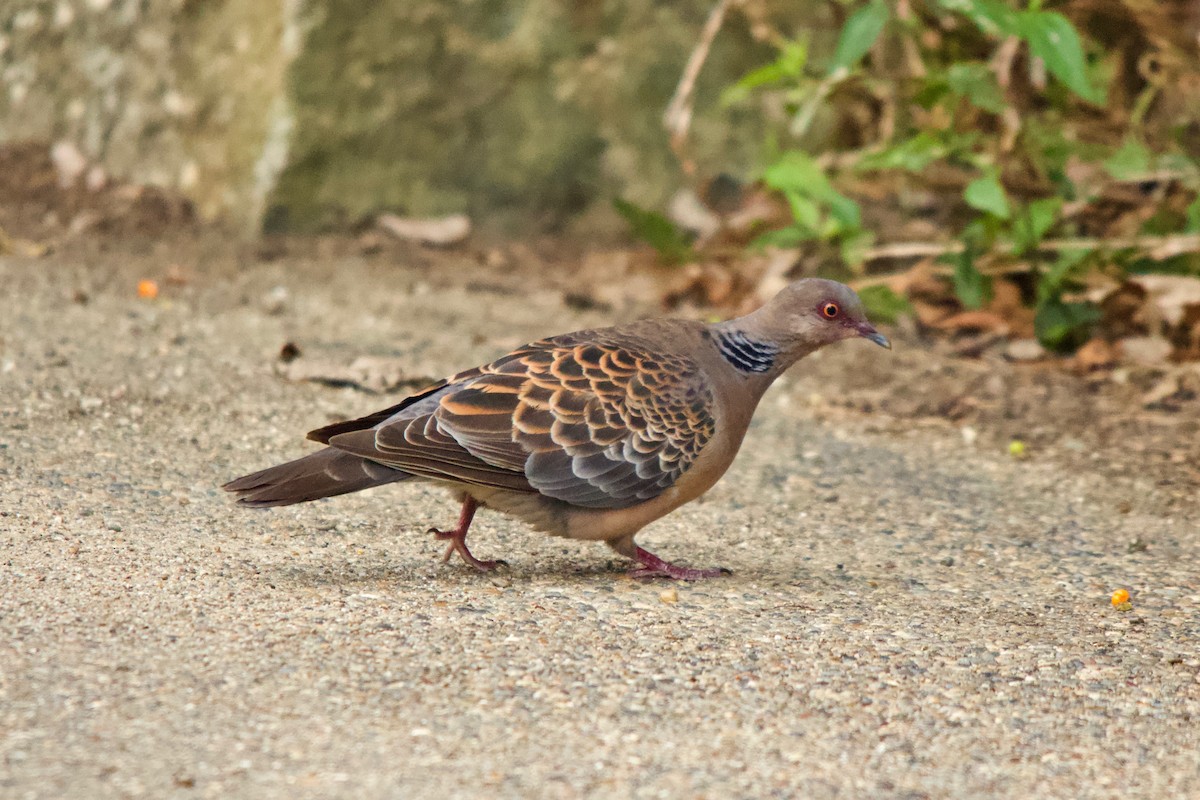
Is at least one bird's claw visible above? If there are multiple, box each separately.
[627,565,731,581]
[430,520,504,572]
[628,547,731,581]
[440,539,506,572]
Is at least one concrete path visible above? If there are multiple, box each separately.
[2,247,1197,798]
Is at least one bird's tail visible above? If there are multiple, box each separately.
[223,448,408,507]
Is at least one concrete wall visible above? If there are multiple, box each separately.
[1,0,823,233]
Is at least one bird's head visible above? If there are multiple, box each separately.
[762,278,890,351]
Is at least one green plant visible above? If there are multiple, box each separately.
[1033,251,1101,351]
[726,0,1200,352]
[857,284,913,323]
[757,152,873,265]
[612,198,695,266]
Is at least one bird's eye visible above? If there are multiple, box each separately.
[822,302,840,319]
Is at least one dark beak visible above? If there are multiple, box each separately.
[856,322,891,349]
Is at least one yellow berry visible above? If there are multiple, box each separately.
[1110,589,1131,610]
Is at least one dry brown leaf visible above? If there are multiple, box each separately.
[164,264,191,286]
[1004,338,1047,362]
[932,310,1009,333]
[1142,373,1183,408]
[723,187,786,234]
[1098,281,1151,339]
[1129,274,1200,326]
[1169,302,1200,361]
[667,189,721,241]
[912,299,953,328]
[0,225,49,257]
[856,259,947,299]
[1073,338,1119,372]
[1121,336,1172,366]
[986,278,1036,339]
[663,263,737,308]
[751,248,800,307]
[378,213,471,246]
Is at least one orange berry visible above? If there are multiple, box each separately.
[1110,589,1131,609]
[137,279,159,299]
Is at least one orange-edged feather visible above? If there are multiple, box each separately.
[315,330,716,510]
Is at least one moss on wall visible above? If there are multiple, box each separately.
[269,0,788,231]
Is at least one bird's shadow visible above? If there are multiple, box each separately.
[256,556,636,589]
[248,552,871,593]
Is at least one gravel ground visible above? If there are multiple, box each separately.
[2,242,1198,799]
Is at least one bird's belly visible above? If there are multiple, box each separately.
[448,414,748,544]
[457,485,573,537]
[561,441,737,542]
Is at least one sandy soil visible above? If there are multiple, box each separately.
[2,237,1198,799]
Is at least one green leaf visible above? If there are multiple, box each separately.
[763,151,831,195]
[750,226,812,249]
[858,132,948,172]
[858,285,913,323]
[1017,11,1104,105]
[1034,298,1100,351]
[758,151,864,245]
[939,0,1020,37]
[777,39,810,78]
[839,229,875,269]
[828,1,889,75]
[945,62,1006,114]
[1103,138,1152,180]
[1012,197,1062,253]
[952,251,992,310]
[784,192,823,233]
[721,67,784,105]
[764,151,863,241]
[964,171,1011,219]
[723,40,809,105]
[1021,116,1079,178]
[1187,195,1200,233]
[1157,152,1200,179]
[1036,249,1089,304]
[612,198,694,265]
[825,192,862,231]
[729,64,786,93]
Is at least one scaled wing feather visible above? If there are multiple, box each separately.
[325,331,716,509]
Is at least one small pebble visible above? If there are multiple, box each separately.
[263,286,290,315]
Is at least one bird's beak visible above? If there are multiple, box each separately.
[856,322,891,349]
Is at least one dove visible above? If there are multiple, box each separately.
[223,278,890,579]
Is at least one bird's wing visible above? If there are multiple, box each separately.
[325,332,717,509]
[306,378,458,444]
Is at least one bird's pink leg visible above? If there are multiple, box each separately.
[627,547,731,581]
[427,497,504,571]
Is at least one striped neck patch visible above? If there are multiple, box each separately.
[715,329,778,374]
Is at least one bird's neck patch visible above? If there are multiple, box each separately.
[714,329,778,374]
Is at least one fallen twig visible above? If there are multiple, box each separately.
[663,0,735,175]
[862,232,1200,263]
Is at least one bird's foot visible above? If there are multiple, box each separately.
[627,547,731,581]
[427,526,506,572]
[426,497,504,572]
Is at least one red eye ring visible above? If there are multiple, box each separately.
[822,302,840,319]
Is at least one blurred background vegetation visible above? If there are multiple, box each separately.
[2,0,1199,359]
